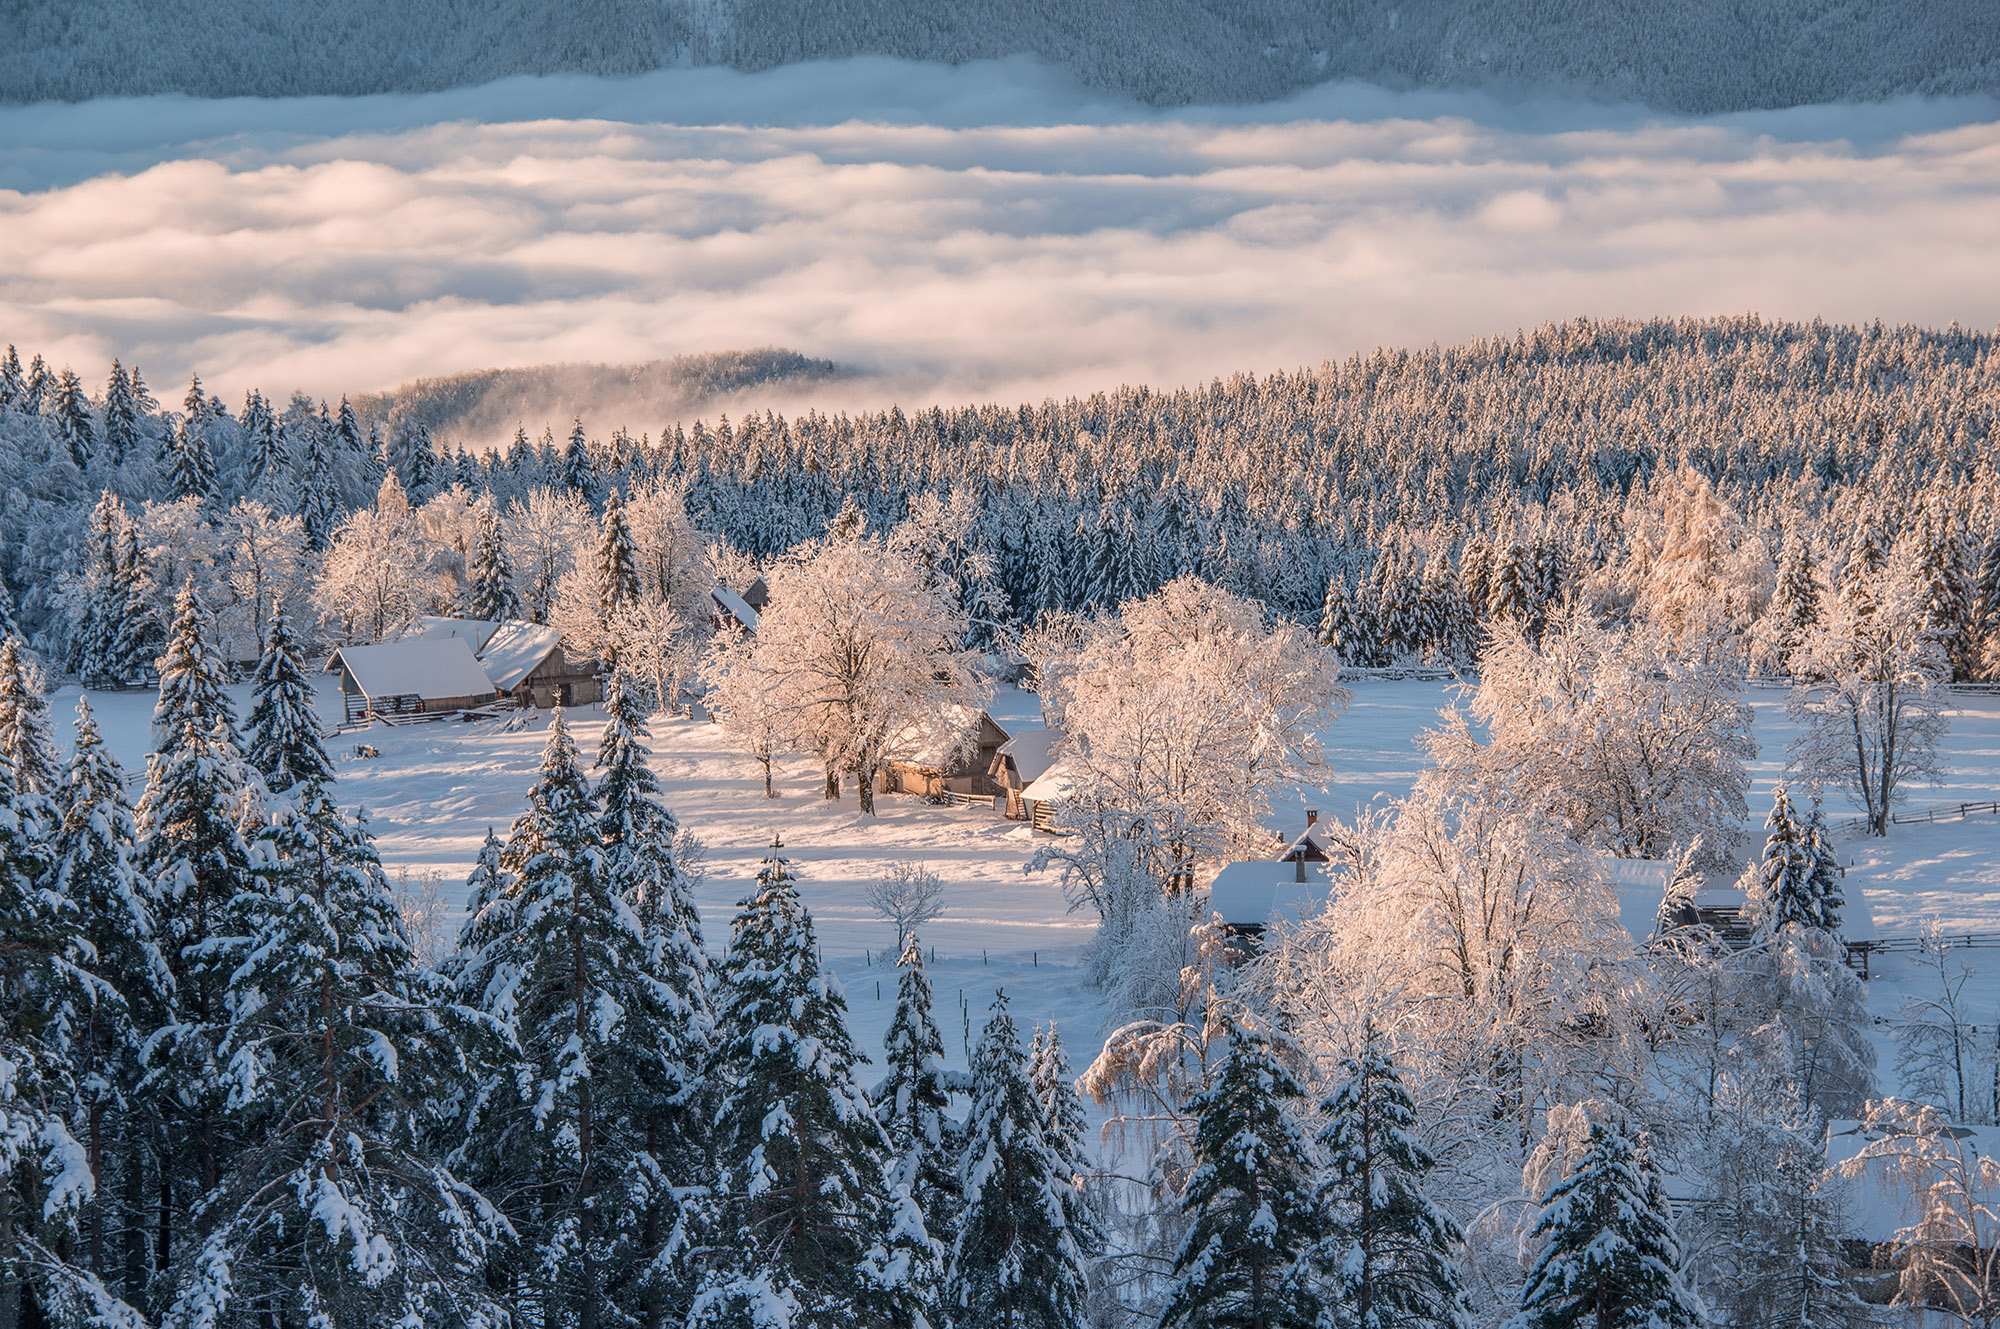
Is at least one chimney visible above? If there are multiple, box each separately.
[1305,809,1318,826]
[1295,852,1307,884]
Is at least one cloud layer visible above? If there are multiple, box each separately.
[3,60,1998,430]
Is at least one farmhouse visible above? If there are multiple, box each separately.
[325,637,498,725]
[479,620,600,709]
[1207,855,1336,949]
[881,709,1011,800]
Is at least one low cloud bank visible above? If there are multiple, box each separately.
[2,61,1996,434]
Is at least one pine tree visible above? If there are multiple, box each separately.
[0,636,61,797]
[1319,572,1354,662]
[295,402,342,550]
[464,501,520,621]
[563,420,596,501]
[0,734,141,1327]
[877,935,957,1273]
[245,612,334,798]
[176,782,508,1326]
[595,671,716,1323]
[1027,1022,1102,1264]
[1315,1025,1470,1329]
[1509,1123,1701,1329]
[101,359,139,467]
[452,714,700,1327]
[1758,787,1819,935]
[53,697,170,1304]
[52,365,95,469]
[1160,1026,1326,1329]
[696,837,900,1328]
[22,353,48,414]
[1802,798,1844,934]
[946,992,1089,1329]
[0,345,20,407]
[1772,531,1820,673]
[135,584,258,1283]
[167,374,217,504]
[405,422,441,503]
[112,526,162,684]
[597,488,641,623]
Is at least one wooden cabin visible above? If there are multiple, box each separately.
[882,710,1011,800]
[1208,855,1336,953]
[325,638,498,725]
[990,729,1062,820]
[478,621,600,709]
[709,586,759,635]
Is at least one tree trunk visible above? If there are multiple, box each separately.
[823,764,839,800]
[858,764,876,816]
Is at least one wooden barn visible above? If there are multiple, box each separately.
[478,621,601,709]
[325,638,498,725]
[882,709,1012,801]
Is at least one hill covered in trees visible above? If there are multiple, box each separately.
[4,0,1996,112]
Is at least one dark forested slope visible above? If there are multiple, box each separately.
[4,0,1995,112]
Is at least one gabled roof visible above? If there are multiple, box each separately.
[711,586,758,631]
[1207,860,1335,930]
[327,638,496,702]
[996,729,1062,784]
[1019,758,1079,807]
[893,706,1007,771]
[478,620,566,692]
[408,616,503,651]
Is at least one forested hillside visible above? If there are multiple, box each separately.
[5,0,1997,111]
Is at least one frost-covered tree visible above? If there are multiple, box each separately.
[1511,1123,1701,1329]
[696,840,903,1328]
[316,473,438,642]
[1159,1026,1325,1329]
[735,531,989,814]
[1314,1025,1470,1329]
[1753,786,1819,936]
[1438,607,1755,867]
[101,359,139,467]
[1789,539,1951,836]
[451,713,705,1326]
[505,487,591,625]
[222,498,308,652]
[1027,1023,1102,1267]
[947,992,1089,1329]
[1739,927,1877,1125]
[165,375,217,505]
[1839,1098,2000,1326]
[1768,530,1822,674]
[51,365,95,469]
[1032,576,1347,898]
[704,626,789,797]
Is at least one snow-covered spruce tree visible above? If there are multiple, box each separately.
[947,992,1090,1329]
[1510,1123,1701,1329]
[464,500,520,621]
[244,611,333,798]
[1314,1025,1470,1329]
[101,359,139,467]
[293,399,343,551]
[165,379,217,506]
[562,419,595,500]
[1802,797,1844,934]
[452,714,700,1327]
[1158,1026,1325,1329]
[54,697,171,1304]
[594,670,716,1322]
[1770,530,1821,674]
[0,635,60,797]
[0,741,144,1328]
[1755,786,1817,936]
[596,488,641,628]
[51,365,95,469]
[171,785,508,1328]
[695,841,920,1329]
[878,934,957,1244]
[1027,1022,1103,1265]
[134,583,258,1281]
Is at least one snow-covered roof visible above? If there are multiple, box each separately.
[478,620,566,692]
[711,586,758,631]
[1272,818,1334,862]
[1019,758,1079,806]
[407,616,502,651]
[1208,860,1335,929]
[996,728,1061,784]
[893,706,1006,771]
[1825,1117,2000,1245]
[327,638,496,702]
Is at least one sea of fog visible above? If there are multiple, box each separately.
[3,56,1997,417]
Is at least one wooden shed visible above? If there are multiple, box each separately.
[990,729,1062,820]
[325,638,498,725]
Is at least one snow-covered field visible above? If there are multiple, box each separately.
[50,675,2000,1094]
